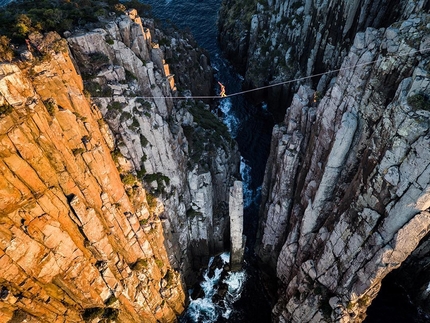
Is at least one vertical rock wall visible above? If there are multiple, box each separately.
[219,0,430,320]
[229,181,245,271]
[66,11,239,281]
[0,51,184,322]
[219,0,430,117]
[256,12,430,323]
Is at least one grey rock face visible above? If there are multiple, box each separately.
[257,13,430,323]
[229,181,245,271]
[67,11,239,282]
[218,0,429,116]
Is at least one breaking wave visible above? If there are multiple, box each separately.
[180,252,247,323]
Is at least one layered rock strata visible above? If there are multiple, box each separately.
[256,12,430,323]
[0,8,238,323]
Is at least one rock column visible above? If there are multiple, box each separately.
[229,181,245,271]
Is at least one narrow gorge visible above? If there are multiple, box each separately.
[1,0,430,322]
[219,0,430,322]
[0,2,239,322]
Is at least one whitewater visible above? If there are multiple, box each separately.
[180,253,247,323]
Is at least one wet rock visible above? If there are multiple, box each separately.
[190,284,205,300]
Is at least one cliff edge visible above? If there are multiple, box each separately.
[255,7,430,323]
[220,0,430,321]
[0,4,238,322]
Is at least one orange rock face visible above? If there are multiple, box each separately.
[0,49,185,322]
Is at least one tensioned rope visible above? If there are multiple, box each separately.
[136,46,430,100]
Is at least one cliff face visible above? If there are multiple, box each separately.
[255,9,430,323]
[220,0,430,321]
[0,51,185,322]
[0,9,238,323]
[66,11,239,276]
[219,0,430,117]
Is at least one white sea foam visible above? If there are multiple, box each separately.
[225,271,246,301]
[220,251,230,263]
[180,252,246,322]
[186,298,218,323]
[219,98,240,137]
[201,267,223,298]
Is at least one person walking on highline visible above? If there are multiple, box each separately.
[218,81,227,97]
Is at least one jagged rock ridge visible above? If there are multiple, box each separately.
[254,7,430,323]
[0,7,238,323]
[66,10,239,277]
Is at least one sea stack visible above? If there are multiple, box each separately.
[229,180,245,271]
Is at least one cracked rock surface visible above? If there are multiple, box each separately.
[255,12,430,323]
[0,9,238,323]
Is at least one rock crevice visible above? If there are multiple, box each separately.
[0,7,238,323]
[253,9,430,322]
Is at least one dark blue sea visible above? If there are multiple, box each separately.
[143,0,220,53]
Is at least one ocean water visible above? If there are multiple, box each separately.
[143,0,221,53]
